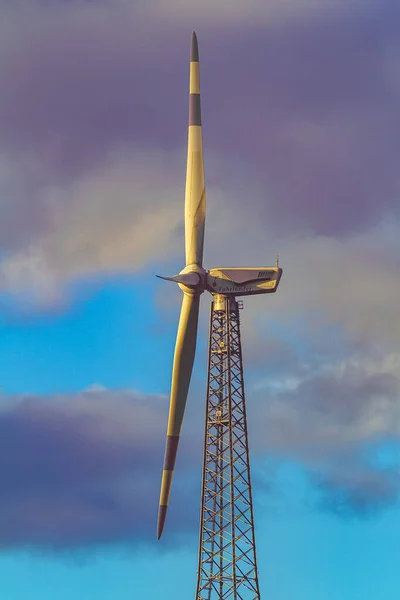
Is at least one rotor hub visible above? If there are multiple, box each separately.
[178,264,206,294]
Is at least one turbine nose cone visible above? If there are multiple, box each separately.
[191,31,199,62]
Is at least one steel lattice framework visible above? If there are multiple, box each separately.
[195,294,261,600]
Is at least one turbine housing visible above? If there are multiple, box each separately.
[206,266,282,296]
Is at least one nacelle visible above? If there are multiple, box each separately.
[206,267,283,296]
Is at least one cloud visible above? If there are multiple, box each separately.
[0,1,181,180]
[199,214,400,361]
[274,224,400,345]
[137,0,374,27]
[247,351,400,514]
[1,0,397,346]
[0,0,374,25]
[0,388,200,550]
[0,348,399,552]
[203,20,400,237]
[0,0,399,531]
[0,150,184,300]
[0,0,399,271]
[256,359,400,454]
[315,466,400,516]
[0,0,399,258]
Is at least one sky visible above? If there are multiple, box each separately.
[0,0,400,598]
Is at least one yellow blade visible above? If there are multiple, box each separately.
[157,291,200,538]
[185,31,206,268]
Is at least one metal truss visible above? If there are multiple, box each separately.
[195,294,261,600]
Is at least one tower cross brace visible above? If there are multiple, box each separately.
[195,294,261,600]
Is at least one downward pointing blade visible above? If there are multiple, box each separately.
[157,291,200,539]
[185,31,206,268]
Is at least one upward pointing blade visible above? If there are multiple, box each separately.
[157,292,200,539]
[185,31,206,268]
[157,31,206,540]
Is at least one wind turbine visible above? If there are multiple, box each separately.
[157,32,282,598]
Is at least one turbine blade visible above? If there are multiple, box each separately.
[157,291,200,539]
[185,31,206,268]
[156,273,200,286]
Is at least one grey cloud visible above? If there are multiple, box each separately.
[0,389,200,550]
[248,353,400,514]
[0,356,399,552]
[314,467,400,516]
[0,0,400,530]
[253,357,400,455]
[0,3,182,180]
[0,150,184,305]
[0,0,399,257]
[0,0,399,307]
[221,221,400,349]
[202,11,400,236]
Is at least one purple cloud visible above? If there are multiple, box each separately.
[0,0,399,547]
[0,390,199,550]
[0,0,399,254]
[248,351,400,515]
[315,467,400,516]
[1,355,399,552]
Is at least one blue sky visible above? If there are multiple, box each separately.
[0,276,173,395]
[0,0,400,598]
